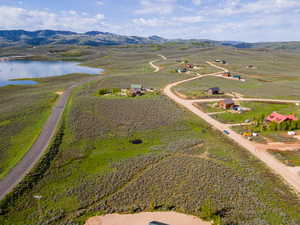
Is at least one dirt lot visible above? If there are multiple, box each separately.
[85,212,211,225]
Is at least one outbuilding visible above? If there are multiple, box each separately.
[233,75,241,80]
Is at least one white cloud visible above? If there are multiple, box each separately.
[133,15,204,27]
[192,0,202,6]
[135,0,177,15]
[0,6,106,32]
[213,0,300,16]
[96,1,104,6]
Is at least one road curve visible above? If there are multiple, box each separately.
[0,76,99,201]
[149,60,160,72]
[149,54,167,72]
[163,61,300,195]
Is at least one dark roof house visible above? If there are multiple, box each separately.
[207,87,220,95]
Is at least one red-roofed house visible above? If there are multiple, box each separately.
[266,112,298,124]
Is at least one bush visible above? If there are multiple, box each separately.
[112,88,121,94]
[98,88,110,95]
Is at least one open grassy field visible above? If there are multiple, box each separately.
[1,45,300,225]
[269,150,300,167]
[0,74,96,180]
[173,47,300,99]
[212,102,300,124]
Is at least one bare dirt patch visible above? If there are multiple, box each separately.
[84,212,211,225]
[55,91,64,95]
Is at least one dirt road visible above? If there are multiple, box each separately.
[0,76,100,200]
[149,54,168,72]
[163,61,300,195]
[149,60,160,72]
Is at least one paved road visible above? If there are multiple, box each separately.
[162,60,300,195]
[0,77,98,200]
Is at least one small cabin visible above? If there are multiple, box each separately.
[223,72,231,77]
[207,87,220,95]
[219,99,235,109]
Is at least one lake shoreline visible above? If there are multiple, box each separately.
[0,60,103,87]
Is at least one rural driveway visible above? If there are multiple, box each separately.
[0,76,99,201]
[149,54,168,72]
[163,60,300,195]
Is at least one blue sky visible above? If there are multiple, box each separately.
[0,0,300,42]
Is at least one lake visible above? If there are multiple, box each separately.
[0,60,102,87]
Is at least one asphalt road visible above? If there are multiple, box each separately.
[0,77,98,200]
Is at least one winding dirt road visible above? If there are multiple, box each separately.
[158,58,300,195]
[0,76,100,201]
[149,54,168,72]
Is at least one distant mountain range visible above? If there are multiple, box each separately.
[0,30,300,51]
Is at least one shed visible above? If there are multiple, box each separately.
[149,221,169,225]
[207,87,220,95]
[219,99,235,109]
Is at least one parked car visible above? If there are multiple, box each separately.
[223,130,230,135]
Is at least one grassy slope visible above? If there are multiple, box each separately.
[1,45,300,225]
[174,47,300,99]
[0,73,94,179]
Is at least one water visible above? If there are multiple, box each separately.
[0,60,102,87]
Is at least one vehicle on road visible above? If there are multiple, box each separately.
[223,130,230,135]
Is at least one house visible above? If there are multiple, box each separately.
[219,99,235,109]
[207,87,220,95]
[130,84,143,96]
[215,59,221,62]
[223,72,231,77]
[266,112,298,124]
[233,75,241,80]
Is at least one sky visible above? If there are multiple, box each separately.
[0,0,300,42]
